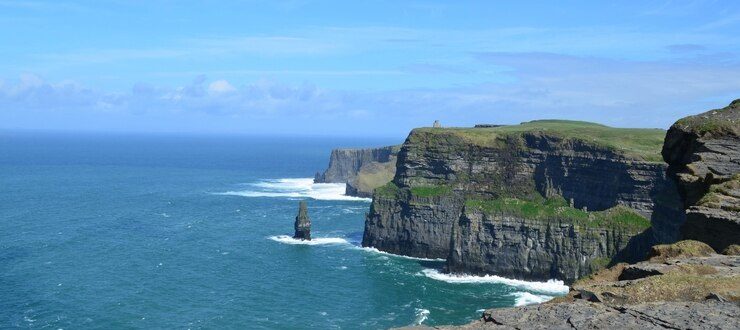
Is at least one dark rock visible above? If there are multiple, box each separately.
[293,201,311,240]
[706,292,728,302]
[618,263,667,280]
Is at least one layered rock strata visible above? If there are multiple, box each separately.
[662,99,740,252]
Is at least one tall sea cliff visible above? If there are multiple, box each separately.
[362,120,685,283]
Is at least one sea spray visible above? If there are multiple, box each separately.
[420,269,569,295]
[215,178,371,201]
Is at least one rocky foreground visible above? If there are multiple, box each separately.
[405,240,739,329]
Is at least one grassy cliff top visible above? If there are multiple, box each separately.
[673,99,740,136]
[412,120,666,162]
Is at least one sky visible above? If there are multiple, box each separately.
[1,1,739,137]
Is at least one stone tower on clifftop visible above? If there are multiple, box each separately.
[293,201,311,240]
[433,120,441,128]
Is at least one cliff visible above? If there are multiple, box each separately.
[314,145,399,197]
[662,99,740,252]
[363,120,684,282]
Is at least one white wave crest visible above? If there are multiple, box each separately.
[420,269,569,295]
[215,178,371,201]
[359,247,446,262]
[268,235,349,245]
[511,292,554,306]
[413,308,430,325]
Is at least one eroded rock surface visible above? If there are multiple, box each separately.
[662,99,740,252]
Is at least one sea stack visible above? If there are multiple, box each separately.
[293,201,311,240]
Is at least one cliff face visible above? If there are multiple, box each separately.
[314,146,397,183]
[363,121,684,280]
[447,207,651,282]
[662,99,740,252]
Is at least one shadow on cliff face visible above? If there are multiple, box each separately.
[611,228,655,265]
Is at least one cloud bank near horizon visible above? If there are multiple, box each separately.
[0,1,739,136]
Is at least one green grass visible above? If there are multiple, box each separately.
[374,181,400,199]
[697,174,740,212]
[590,257,612,270]
[675,105,739,136]
[465,196,651,232]
[413,120,666,162]
[410,185,452,198]
[354,159,396,195]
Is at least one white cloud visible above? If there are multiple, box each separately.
[1,52,738,135]
[208,79,237,94]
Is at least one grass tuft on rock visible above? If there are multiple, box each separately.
[648,240,715,262]
[410,185,452,198]
[374,181,400,199]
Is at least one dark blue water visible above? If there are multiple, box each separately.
[0,132,567,329]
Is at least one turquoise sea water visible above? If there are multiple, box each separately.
[0,132,567,329]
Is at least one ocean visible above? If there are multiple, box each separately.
[0,132,567,329]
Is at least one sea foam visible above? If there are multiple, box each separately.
[216,178,371,201]
[269,235,350,245]
[510,291,554,306]
[421,269,569,295]
[413,308,430,325]
[359,247,446,262]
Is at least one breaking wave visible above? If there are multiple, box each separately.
[269,235,350,245]
[420,269,569,295]
[359,247,446,262]
[510,292,555,306]
[215,178,371,201]
[412,308,430,325]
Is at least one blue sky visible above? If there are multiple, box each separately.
[1,1,739,137]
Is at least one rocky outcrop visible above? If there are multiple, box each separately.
[420,240,739,330]
[662,99,740,252]
[314,146,398,183]
[294,201,311,240]
[431,300,739,329]
[364,122,684,270]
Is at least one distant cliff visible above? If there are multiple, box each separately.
[662,99,740,252]
[363,120,685,283]
[315,145,399,197]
